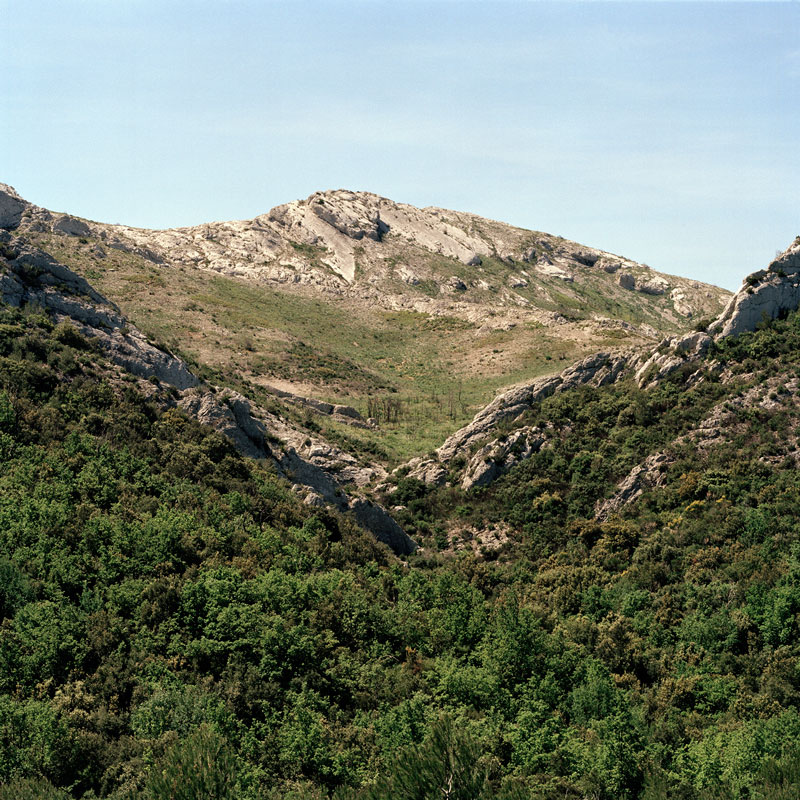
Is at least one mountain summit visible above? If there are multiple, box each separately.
[4,184,728,324]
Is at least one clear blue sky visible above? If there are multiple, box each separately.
[3,1,798,290]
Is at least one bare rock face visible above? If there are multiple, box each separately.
[6,182,729,341]
[178,389,269,460]
[709,238,800,339]
[618,271,667,296]
[0,184,28,230]
[671,287,694,316]
[53,214,91,237]
[307,192,389,243]
[634,330,712,387]
[618,273,636,290]
[633,238,800,387]
[402,457,449,486]
[637,277,668,296]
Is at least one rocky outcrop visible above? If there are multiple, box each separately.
[178,389,270,460]
[401,237,800,499]
[619,271,667,295]
[6,182,726,334]
[461,426,550,491]
[52,214,91,237]
[595,453,671,520]
[405,235,800,489]
[709,237,800,339]
[633,330,712,388]
[618,273,636,291]
[438,351,628,464]
[262,384,372,428]
[0,233,199,390]
[178,386,415,553]
[634,237,800,387]
[0,184,27,229]
[407,351,630,487]
[0,232,415,554]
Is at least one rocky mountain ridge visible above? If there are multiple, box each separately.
[2,180,778,550]
[2,183,728,335]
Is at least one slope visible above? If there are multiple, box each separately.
[2,183,730,462]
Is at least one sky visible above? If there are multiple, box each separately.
[2,1,798,291]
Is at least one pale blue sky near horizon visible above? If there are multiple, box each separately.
[3,1,798,291]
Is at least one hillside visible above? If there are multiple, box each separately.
[0,184,730,462]
[4,181,800,799]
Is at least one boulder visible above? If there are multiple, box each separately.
[447,276,467,292]
[333,403,363,420]
[637,278,667,296]
[0,184,27,229]
[53,215,91,237]
[464,252,482,267]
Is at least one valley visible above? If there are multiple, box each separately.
[7,185,729,463]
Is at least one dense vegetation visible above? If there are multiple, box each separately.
[3,301,800,799]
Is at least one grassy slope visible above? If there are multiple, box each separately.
[23,231,663,463]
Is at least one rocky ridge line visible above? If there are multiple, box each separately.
[402,351,630,490]
[2,183,729,336]
[0,226,415,554]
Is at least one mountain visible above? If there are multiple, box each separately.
[5,180,800,800]
[1,183,730,462]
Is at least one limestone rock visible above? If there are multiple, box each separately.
[403,457,449,486]
[634,331,712,387]
[333,403,363,421]
[618,273,636,290]
[430,351,629,473]
[600,259,620,274]
[397,266,420,285]
[308,193,389,242]
[0,236,415,553]
[461,427,549,491]
[637,277,668,296]
[349,498,416,554]
[16,182,727,332]
[537,262,573,281]
[595,452,671,519]
[0,184,27,229]
[465,252,482,267]
[671,287,694,317]
[53,215,91,237]
[178,389,268,459]
[709,238,800,338]
[446,276,467,292]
